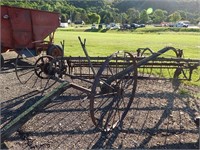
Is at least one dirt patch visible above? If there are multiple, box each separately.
[1,52,199,149]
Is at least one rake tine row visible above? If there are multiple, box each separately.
[8,38,199,147]
[54,54,199,82]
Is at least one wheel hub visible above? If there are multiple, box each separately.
[34,55,54,79]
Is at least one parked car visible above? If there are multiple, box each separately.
[169,22,188,27]
[74,20,85,25]
[106,23,120,29]
[140,24,146,27]
[106,24,111,29]
[169,23,174,27]
[111,24,120,30]
[131,23,143,29]
[91,24,97,29]
[121,24,131,29]
[176,22,188,27]
[98,24,103,29]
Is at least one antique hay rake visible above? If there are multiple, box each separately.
[1,37,199,145]
[14,37,200,130]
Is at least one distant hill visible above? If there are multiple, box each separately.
[1,0,199,24]
[112,0,200,13]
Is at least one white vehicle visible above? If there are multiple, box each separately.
[110,23,120,30]
[175,22,188,27]
[111,25,120,30]
[106,24,111,29]
[91,24,97,29]
[60,22,68,28]
[106,23,120,29]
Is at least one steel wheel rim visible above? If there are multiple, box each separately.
[90,51,138,132]
[15,52,57,91]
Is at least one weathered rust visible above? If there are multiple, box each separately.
[1,6,62,69]
[50,55,199,81]
[1,5,60,53]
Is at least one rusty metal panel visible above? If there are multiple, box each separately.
[1,5,60,52]
[31,10,60,41]
[7,6,33,49]
[1,6,13,52]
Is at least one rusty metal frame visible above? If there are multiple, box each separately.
[6,37,199,143]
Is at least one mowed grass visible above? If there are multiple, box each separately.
[54,30,200,86]
[54,30,200,59]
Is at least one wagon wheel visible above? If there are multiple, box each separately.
[47,44,63,57]
[15,52,57,91]
[90,51,138,132]
[34,55,55,79]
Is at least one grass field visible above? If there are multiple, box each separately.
[54,29,200,86]
[54,29,200,58]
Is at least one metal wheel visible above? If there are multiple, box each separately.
[47,44,63,57]
[34,55,54,79]
[15,50,57,91]
[90,51,138,132]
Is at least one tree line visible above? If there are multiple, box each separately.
[1,0,199,24]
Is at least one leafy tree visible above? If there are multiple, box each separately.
[112,12,122,23]
[88,13,101,24]
[140,9,149,23]
[126,8,140,23]
[178,10,187,20]
[1,0,199,25]
[152,9,166,23]
[194,17,200,24]
[67,0,105,9]
[40,3,53,11]
[99,10,114,24]
[121,13,128,24]
[61,14,68,23]
[80,12,89,24]
[74,11,82,22]
[169,11,181,22]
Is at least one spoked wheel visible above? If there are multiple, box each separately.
[34,55,54,79]
[90,51,138,132]
[47,44,63,57]
[15,52,57,91]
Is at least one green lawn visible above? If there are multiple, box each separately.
[54,30,200,59]
[54,30,200,86]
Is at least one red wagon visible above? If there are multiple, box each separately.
[1,5,63,68]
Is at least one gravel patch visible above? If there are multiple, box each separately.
[1,52,199,149]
